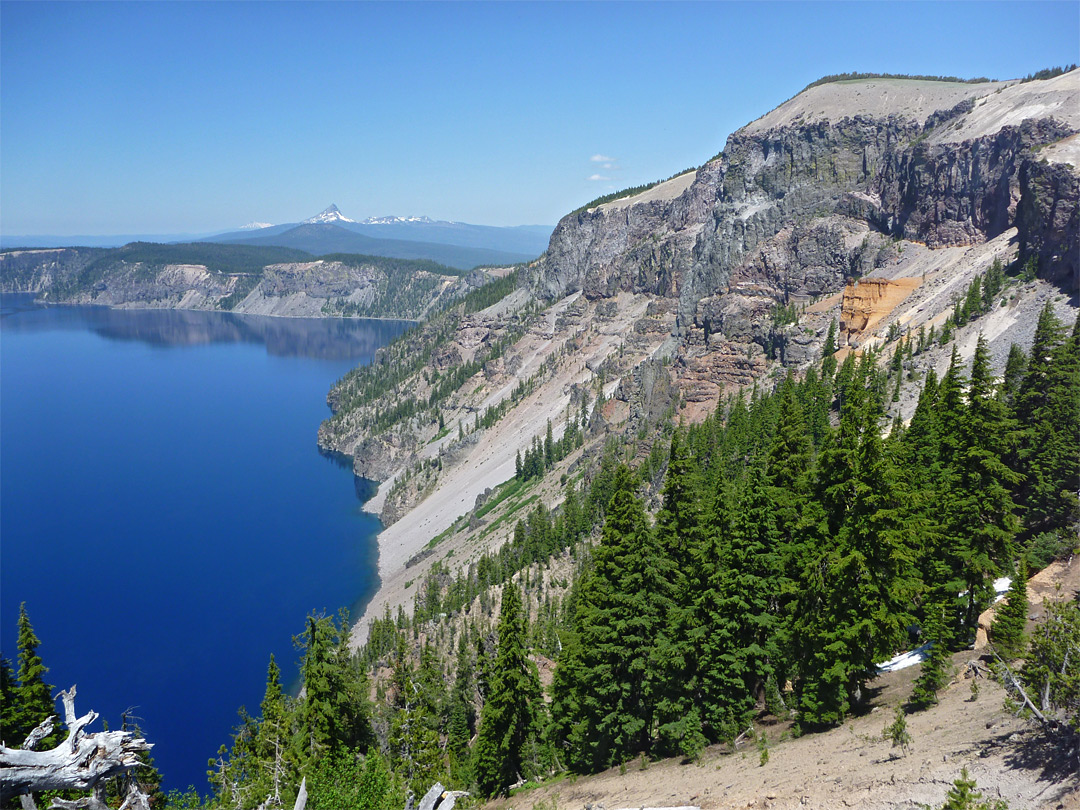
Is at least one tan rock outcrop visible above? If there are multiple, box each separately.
[839,276,922,343]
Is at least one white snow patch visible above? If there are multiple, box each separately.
[876,642,932,673]
[239,221,274,230]
[993,576,1012,603]
[362,215,436,225]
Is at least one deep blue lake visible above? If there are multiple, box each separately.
[0,294,408,792]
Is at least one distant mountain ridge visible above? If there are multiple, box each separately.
[202,205,552,270]
[1,205,554,269]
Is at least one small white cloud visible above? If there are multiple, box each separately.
[588,174,612,181]
[603,163,620,170]
[591,154,615,163]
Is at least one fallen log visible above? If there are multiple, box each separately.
[0,686,152,804]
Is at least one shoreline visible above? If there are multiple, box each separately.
[0,292,422,324]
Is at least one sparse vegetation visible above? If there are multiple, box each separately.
[570,168,696,216]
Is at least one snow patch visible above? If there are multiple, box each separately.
[361,215,436,225]
[877,642,932,673]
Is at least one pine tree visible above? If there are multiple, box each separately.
[701,463,783,737]
[293,611,373,765]
[474,583,543,796]
[13,603,56,746]
[822,319,838,380]
[387,635,444,794]
[796,370,917,726]
[255,654,293,806]
[882,704,912,756]
[991,560,1029,660]
[652,434,710,757]
[553,464,674,771]
[950,336,1020,634]
[937,767,1009,809]
[446,636,476,786]
[0,656,17,746]
[999,344,1027,410]
[1017,309,1079,537]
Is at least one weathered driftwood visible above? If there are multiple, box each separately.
[418,783,444,810]
[287,776,307,810]
[0,686,152,804]
[411,783,467,810]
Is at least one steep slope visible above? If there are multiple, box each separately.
[528,71,1078,406]
[0,243,487,320]
[325,71,1078,656]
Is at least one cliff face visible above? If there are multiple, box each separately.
[0,248,104,293]
[0,252,478,320]
[1016,156,1080,290]
[531,73,1080,353]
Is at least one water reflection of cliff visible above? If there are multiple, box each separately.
[0,295,413,361]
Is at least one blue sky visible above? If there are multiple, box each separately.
[2,1,1077,235]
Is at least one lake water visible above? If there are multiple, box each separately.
[0,294,409,792]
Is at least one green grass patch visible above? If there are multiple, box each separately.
[474,476,532,521]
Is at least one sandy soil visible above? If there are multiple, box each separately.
[482,661,1077,810]
[595,171,698,215]
[743,78,1011,134]
[931,70,1080,145]
[743,71,1078,147]
[1041,133,1080,169]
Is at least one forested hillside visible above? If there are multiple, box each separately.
[168,302,1077,808]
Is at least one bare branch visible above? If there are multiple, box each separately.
[0,687,151,804]
[992,649,1050,727]
[21,717,55,752]
[292,777,307,810]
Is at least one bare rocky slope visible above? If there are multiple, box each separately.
[323,71,1077,618]
[309,72,1080,807]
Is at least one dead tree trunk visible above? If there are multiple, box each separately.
[0,686,152,805]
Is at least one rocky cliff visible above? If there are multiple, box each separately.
[0,248,485,321]
[309,71,1080,659]
[529,71,1079,401]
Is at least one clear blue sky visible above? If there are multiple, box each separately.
[2,1,1077,235]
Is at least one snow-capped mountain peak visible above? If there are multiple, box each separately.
[361,215,436,225]
[238,221,274,230]
[304,204,356,225]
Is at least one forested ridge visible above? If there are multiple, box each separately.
[3,283,1077,808]
[14,300,1061,808]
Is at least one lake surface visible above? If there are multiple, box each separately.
[0,295,409,791]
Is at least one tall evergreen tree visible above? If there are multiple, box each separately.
[13,603,56,746]
[1017,309,1079,537]
[446,635,476,786]
[701,463,784,736]
[950,336,1020,634]
[552,464,674,771]
[254,654,294,806]
[387,635,443,794]
[652,434,710,758]
[796,375,917,726]
[474,582,543,796]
